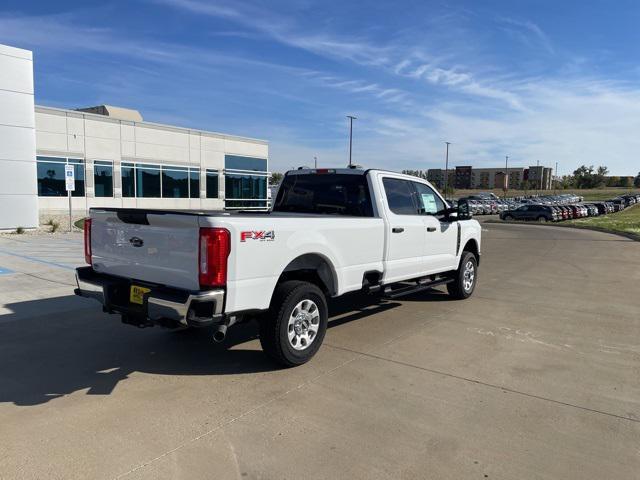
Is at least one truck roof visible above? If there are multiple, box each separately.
[286,167,413,177]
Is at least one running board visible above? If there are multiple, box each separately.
[383,277,454,299]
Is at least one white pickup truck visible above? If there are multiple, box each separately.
[75,168,481,366]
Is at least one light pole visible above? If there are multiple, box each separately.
[347,115,356,167]
[314,156,318,169]
[504,155,509,200]
[536,160,541,194]
[444,141,451,201]
[555,161,558,195]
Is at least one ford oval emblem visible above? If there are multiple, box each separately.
[129,236,144,247]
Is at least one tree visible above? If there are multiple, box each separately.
[635,172,640,188]
[270,172,284,185]
[618,177,633,188]
[573,165,608,189]
[402,169,428,180]
[606,176,620,187]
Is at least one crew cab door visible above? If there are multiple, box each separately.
[411,181,458,272]
[380,177,429,283]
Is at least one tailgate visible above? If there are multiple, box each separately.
[90,210,201,291]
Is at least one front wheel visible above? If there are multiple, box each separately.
[537,216,547,223]
[447,252,478,300]
[503,215,514,221]
[259,280,328,367]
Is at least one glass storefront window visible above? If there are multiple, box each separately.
[189,169,200,198]
[94,161,113,197]
[121,163,135,197]
[36,156,85,197]
[136,164,161,198]
[161,166,189,198]
[206,170,219,198]
[225,173,267,208]
[224,155,267,172]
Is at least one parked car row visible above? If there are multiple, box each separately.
[498,193,639,222]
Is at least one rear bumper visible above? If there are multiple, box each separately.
[74,266,225,328]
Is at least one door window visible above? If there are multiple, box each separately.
[382,178,417,215]
[412,182,445,215]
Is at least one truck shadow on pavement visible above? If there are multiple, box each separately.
[0,290,445,406]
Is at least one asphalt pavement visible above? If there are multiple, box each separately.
[0,224,638,479]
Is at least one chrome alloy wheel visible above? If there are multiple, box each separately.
[463,260,475,292]
[287,299,320,350]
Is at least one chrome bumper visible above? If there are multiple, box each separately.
[74,266,225,327]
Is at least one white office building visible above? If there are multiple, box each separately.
[0,43,270,230]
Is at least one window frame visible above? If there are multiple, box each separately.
[36,156,86,197]
[411,181,446,216]
[93,160,114,198]
[206,169,219,199]
[381,177,420,216]
[160,165,189,199]
[135,163,162,198]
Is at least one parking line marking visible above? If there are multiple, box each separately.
[0,249,75,270]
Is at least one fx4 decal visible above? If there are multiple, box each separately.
[240,230,276,242]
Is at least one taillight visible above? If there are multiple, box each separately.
[84,218,92,265]
[199,228,231,288]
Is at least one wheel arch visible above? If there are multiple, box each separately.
[276,253,338,299]
[461,238,480,265]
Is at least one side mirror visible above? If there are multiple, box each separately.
[457,200,472,220]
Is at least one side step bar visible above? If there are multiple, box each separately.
[382,277,454,299]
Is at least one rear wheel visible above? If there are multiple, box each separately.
[503,215,514,221]
[259,280,328,367]
[537,216,547,223]
[447,252,478,300]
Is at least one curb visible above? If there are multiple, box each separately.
[484,219,640,242]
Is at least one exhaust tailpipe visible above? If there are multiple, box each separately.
[213,324,227,343]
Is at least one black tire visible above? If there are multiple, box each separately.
[504,215,514,221]
[259,280,328,367]
[447,251,478,300]
[537,216,547,223]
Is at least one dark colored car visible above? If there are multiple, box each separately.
[500,204,556,222]
[583,204,599,216]
[592,203,608,215]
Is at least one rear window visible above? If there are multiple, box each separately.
[273,173,374,216]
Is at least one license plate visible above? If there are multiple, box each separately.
[130,285,151,305]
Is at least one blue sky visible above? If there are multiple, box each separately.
[1,0,639,175]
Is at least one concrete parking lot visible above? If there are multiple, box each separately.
[0,224,639,479]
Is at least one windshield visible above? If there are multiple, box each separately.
[273,173,374,217]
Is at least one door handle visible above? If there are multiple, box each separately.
[392,227,404,233]
[427,226,437,232]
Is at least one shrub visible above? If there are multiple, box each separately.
[15,226,25,234]
[44,219,60,233]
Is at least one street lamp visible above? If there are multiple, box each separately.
[314,156,318,169]
[444,142,451,201]
[347,115,357,167]
[504,155,509,200]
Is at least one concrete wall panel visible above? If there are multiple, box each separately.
[36,131,68,153]
[0,53,33,94]
[0,90,36,128]
[0,124,36,162]
[0,159,37,194]
[0,44,37,229]
[35,110,66,134]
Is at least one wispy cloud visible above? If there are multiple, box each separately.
[153,0,527,109]
[151,0,390,66]
[498,16,555,55]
